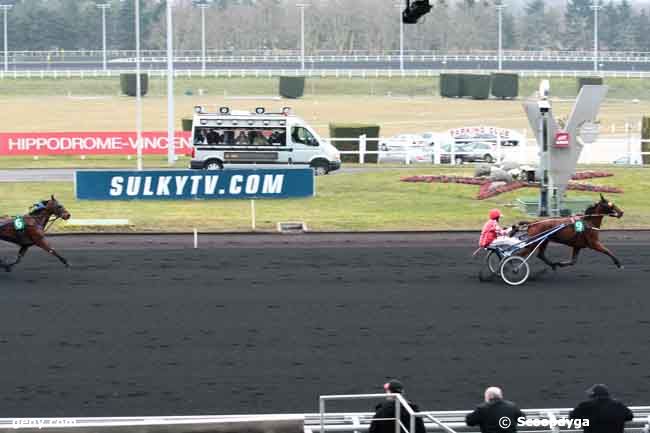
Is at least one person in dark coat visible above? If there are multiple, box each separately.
[569,384,633,433]
[368,380,426,433]
[465,386,525,433]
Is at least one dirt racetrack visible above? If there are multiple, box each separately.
[1,232,649,417]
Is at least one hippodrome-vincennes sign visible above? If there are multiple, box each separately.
[75,169,314,200]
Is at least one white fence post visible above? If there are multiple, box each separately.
[450,141,456,166]
[359,134,366,165]
[434,141,441,165]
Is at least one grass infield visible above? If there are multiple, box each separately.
[0,167,647,232]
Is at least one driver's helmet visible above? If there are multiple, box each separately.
[489,208,502,220]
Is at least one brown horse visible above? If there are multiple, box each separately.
[0,195,71,271]
[515,194,624,270]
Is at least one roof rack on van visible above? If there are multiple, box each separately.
[193,105,293,116]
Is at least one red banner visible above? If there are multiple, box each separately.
[0,131,193,156]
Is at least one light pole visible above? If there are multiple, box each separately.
[395,2,404,72]
[296,4,309,71]
[193,0,210,72]
[96,3,110,71]
[166,0,175,165]
[135,0,143,171]
[590,0,601,72]
[495,1,506,71]
[1,4,12,73]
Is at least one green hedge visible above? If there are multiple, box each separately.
[440,73,461,98]
[461,74,491,99]
[328,123,380,163]
[279,76,305,98]
[119,73,149,97]
[577,77,604,93]
[641,117,650,165]
[491,73,519,99]
[181,118,193,132]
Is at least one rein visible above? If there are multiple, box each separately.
[43,215,60,232]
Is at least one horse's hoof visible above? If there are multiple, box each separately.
[4,266,11,273]
[618,265,624,270]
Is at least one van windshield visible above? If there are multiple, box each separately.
[291,127,318,147]
[193,126,286,146]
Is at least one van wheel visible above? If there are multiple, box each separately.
[454,156,464,165]
[311,161,329,176]
[204,160,223,170]
[484,154,494,164]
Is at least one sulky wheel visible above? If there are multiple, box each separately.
[486,250,502,275]
[499,256,530,286]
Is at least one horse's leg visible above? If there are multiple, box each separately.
[589,240,623,269]
[556,247,581,268]
[33,237,69,268]
[536,240,560,270]
[6,245,30,270]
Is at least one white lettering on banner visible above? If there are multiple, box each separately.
[230,175,244,194]
[204,176,219,194]
[245,175,260,194]
[142,177,155,196]
[190,175,203,195]
[156,176,172,196]
[126,177,141,196]
[100,174,290,197]
[110,177,124,196]
[174,176,188,196]
[262,175,284,194]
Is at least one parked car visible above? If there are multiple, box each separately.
[613,155,642,165]
[436,142,497,164]
[379,146,432,164]
[379,134,428,151]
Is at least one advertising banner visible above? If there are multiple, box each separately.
[75,169,315,200]
[0,131,193,156]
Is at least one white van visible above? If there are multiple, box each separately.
[189,106,341,175]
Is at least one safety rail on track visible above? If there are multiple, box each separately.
[4,69,650,80]
[3,406,649,433]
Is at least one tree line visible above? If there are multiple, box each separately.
[1,0,648,54]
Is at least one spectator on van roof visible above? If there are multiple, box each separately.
[206,129,219,145]
[235,130,249,145]
[252,131,269,146]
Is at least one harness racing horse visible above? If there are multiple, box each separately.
[515,194,624,270]
[0,196,71,271]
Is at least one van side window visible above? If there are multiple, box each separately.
[291,127,318,147]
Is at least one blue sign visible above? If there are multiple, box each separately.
[75,169,315,200]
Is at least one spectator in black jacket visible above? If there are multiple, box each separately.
[466,386,525,433]
[368,380,426,433]
[569,384,633,433]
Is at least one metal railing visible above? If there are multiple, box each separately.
[1,406,650,433]
[309,402,650,433]
[6,49,650,62]
[4,68,650,79]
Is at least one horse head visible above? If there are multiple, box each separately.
[42,195,71,221]
[596,194,623,219]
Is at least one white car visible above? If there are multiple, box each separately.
[379,134,427,151]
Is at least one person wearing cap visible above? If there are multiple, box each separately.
[479,209,518,249]
[465,386,524,433]
[569,384,633,433]
[368,380,425,433]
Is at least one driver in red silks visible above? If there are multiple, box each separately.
[479,208,519,248]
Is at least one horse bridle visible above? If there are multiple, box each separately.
[43,215,61,232]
